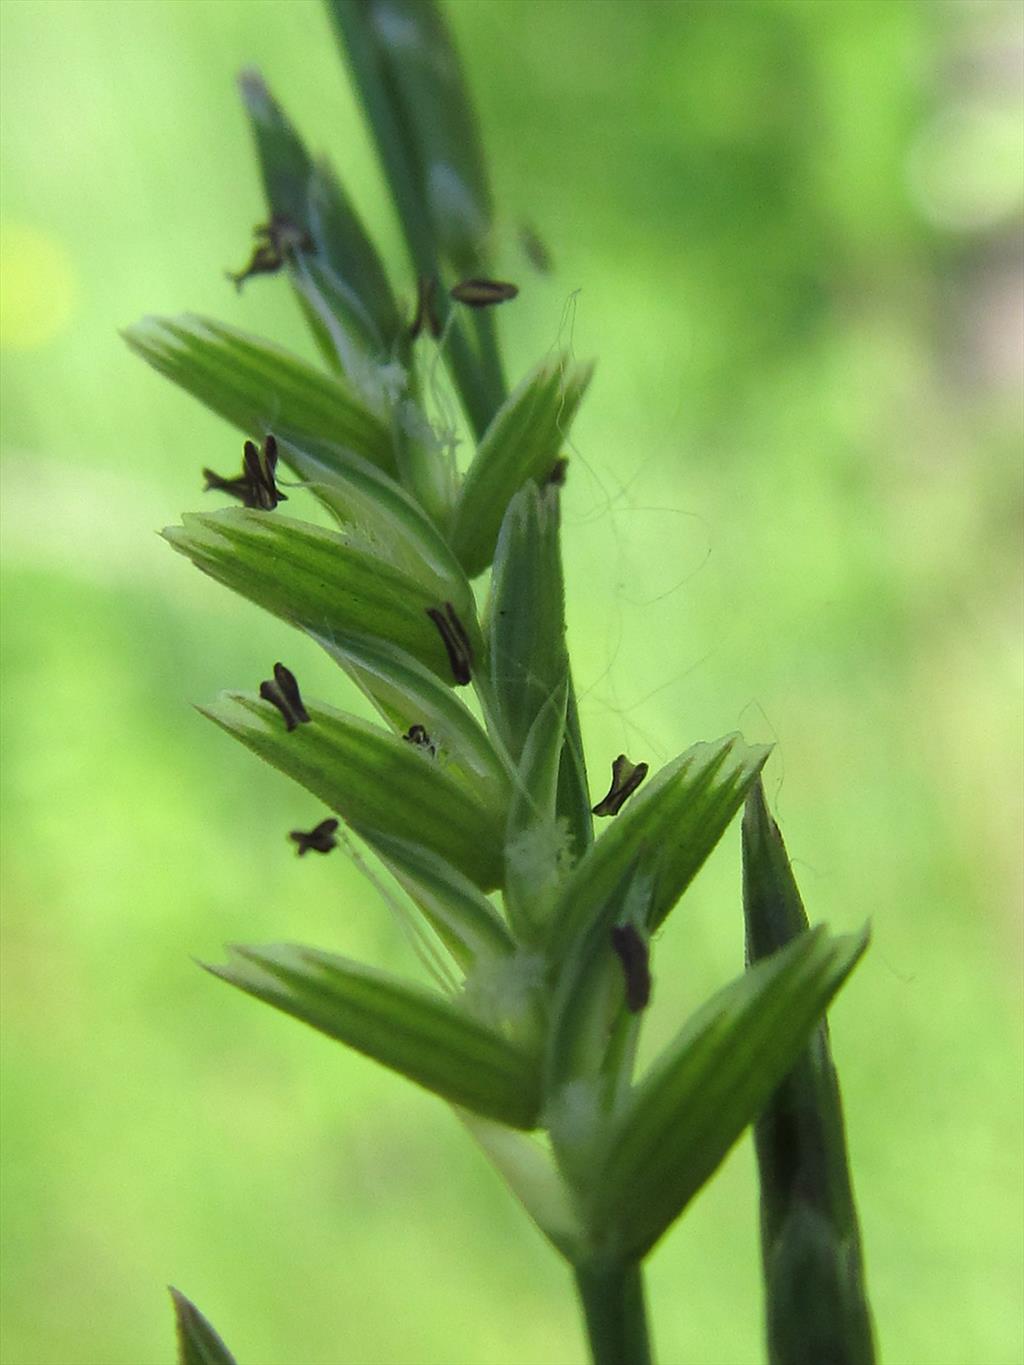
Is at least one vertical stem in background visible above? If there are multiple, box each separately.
[573,1260,654,1365]
[325,0,508,439]
[467,304,506,420]
[442,308,505,439]
[742,779,875,1365]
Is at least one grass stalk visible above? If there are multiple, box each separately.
[136,6,874,1363]
[573,1260,654,1365]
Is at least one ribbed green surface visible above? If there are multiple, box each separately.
[547,734,771,958]
[200,693,506,890]
[125,314,395,470]
[743,779,876,1365]
[451,356,593,579]
[587,925,869,1261]
[163,507,480,683]
[211,943,541,1128]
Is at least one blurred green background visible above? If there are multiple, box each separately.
[2,2,1021,1363]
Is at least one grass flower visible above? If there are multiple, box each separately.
[134,3,875,1361]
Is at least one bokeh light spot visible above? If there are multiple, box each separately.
[0,220,77,351]
[907,101,1024,232]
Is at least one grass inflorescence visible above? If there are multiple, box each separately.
[133,4,875,1362]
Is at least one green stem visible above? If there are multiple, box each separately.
[442,306,504,439]
[573,1260,653,1365]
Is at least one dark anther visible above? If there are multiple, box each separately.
[262,214,313,253]
[259,661,311,732]
[403,723,436,755]
[546,458,569,487]
[610,924,651,1013]
[241,434,285,510]
[201,467,251,502]
[409,273,442,340]
[289,817,339,856]
[426,602,474,686]
[226,213,313,292]
[450,278,519,308]
[226,241,281,291]
[203,434,286,510]
[592,754,649,817]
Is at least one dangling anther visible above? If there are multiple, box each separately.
[403,723,436,755]
[592,754,649,817]
[426,602,474,686]
[259,662,311,731]
[226,213,312,291]
[450,277,519,308]
[610,924,651,1013]
[201,467,251,503]
[546,458,569,487]
[289,817,339,856]
[203,434,286,510]
[226,241,281,291]
[409,273,442,340]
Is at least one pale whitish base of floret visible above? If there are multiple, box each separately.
[463,947,547,1035]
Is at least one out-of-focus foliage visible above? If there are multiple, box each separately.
[1,3,1020,1364]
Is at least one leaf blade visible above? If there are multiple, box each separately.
[486,481,593,867]
[209,943,541,1128]
[502,680,571,942]
[586,924,869,1260]
[199,691,505,890]
[279,435,470,610]
[451,355,592,578]
[486,482,569,762]
[313,630,509,799]
[163,508,481,685]
[547,734,771,959]
[169,1289,238,1365]
[543,860,655,1147]
[125,314,395,472]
